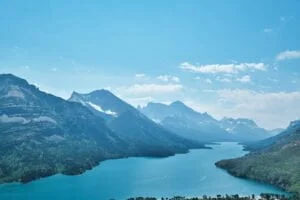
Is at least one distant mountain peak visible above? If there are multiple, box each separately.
[222,117,257,126]
[288,120,300,129]
[89,89,114,96]
[169,101,193,111]
[70,91,82,98]
[70,89,118,102]
[170,100,186,107]
[71,91,81,95]
[0,73,29,87]
[0,73,18,79]
[69,89,136,117]
[202,112,210,117]
[146,102,166,107]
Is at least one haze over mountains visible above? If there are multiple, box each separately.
[0,74,200,183]
[140,102,275,142]
[69,89,202,157]
[0,73,295,186]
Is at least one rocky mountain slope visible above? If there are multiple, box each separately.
[0,74,203,184]
[140,102,272,142]
[0,74,127,183]
[219,117,274,142]
[69,90,204,157]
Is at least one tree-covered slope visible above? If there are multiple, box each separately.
[0,74,127,183]
[0,74,207,184]
[216,121,300,194]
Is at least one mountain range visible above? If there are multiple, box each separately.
[0,73,289,185]
[69,90,203,157]
[0,74,127,183]
[0,74,202,183]
[140,102,274,142]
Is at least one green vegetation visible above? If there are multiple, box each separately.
[125,193,294,200]
[0,74,204,184]
[216,124,300,194]
[0,75,125,183]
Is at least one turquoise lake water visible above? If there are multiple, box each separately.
[0,142,286,200]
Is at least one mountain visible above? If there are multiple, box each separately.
[244,120,300,151]
[268,128,285,136]
[140,102,271,142]
[219,117,273,142]
[216,120,300,194]
[0,74,127,183]
[0,74,206,184]
[69,91,122,121]
[140,101,215,123]
[69,90,204,157]
[140,101,231,142]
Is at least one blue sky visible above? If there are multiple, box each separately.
[1,0,300,129]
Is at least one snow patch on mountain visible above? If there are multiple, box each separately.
[87,102,118,116]
[151,118,161,123]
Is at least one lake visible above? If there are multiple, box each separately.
[0,142,286,200]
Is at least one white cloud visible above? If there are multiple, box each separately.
[157,75,180,83]
[123,96,156,107]
[135,73,146,78]
[125,83,183,95]
[19,65,30,70]
[280,16,286,22]
[190,89,300,129]
[276,50,300,61]
[236,75,251,83]
[180,62,267,74]
[114,83,183,107]
[268,77,278,82]
[157,75,170,82]
[171,76,180,83]
[195,77,213,83]
[263,28,273,33]
[216,76,232,83]
[205,78,212,84]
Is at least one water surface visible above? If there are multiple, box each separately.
[0,142,286,200]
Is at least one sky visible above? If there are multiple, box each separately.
[0,0,300,129]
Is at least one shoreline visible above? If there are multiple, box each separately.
[0,144,211,185]
[215,165,294,196]
[0,142,288,199]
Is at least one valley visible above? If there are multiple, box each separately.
[0,74,298,198]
